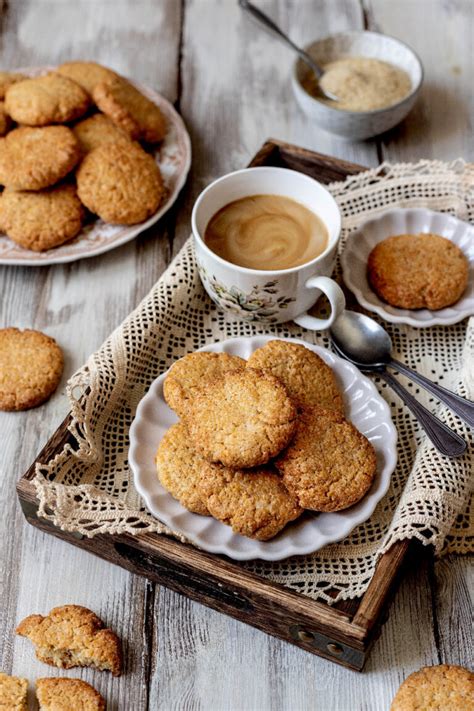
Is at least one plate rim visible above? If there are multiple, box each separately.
[129,335,398,561]
[0,66,192,266]
[341,207,474,328]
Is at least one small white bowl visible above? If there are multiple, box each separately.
[292,31,423,140]
[341,208,474,328]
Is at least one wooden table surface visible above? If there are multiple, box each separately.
[0,1,472,709]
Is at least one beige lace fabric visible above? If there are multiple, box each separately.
[34,159,474,605]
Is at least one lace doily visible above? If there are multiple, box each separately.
[34,159,474,605]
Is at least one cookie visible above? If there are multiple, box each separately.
[0,70,27,99]
[16,604,122,676]
[155,422,210,515]
[0,126,80,190]
[199,463,302,540]
[367,233,469,310]
[186,368,298,468]
[0,184,85,252]
[36,678,105,711]
[5,72,90,125]
[247,340,344,413]
[275,405,376,511]
[0,102,11,136]
[73,113,133,153]
[390,664,474,711]
[93,75,166,143]
[57,60,121,96]
[76,141,164,224]
[163,352,246,418]
[0,328,64,411]
[0,672,28,710]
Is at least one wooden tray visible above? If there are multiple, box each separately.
[17,139,411,672]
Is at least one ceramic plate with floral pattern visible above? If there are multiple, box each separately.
[0,66,191,266]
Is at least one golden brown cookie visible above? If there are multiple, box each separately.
[0,184,85,252]
[16,604,122,676]
[390,664,474,711]
[0,672,28,710]
[5,72,90,125]
[163,352,247,418]
[0,71,27,99]
[36,678,105,711]
[0,102,11,136]
[56,60,121,96]
[76,141,164,224]
[367,233,469,310]
[0,328,63,411]
[0,126,80,190]
[247,340,344,413]
[275,405,377,511]
[199,463,302,540]
[155,422,210,515]
[186,368,298,468]
[93,75,166,143]
[73,112,133,153]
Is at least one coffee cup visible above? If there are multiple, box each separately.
[191,167,345,329]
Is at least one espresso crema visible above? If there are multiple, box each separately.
[204,194,328,270]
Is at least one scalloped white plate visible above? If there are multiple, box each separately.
[341,208,474,327]
[0,66,191,266]
[129,336,398,561]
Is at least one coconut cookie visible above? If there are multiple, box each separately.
[0,672,28,710]
[0,126,80,190]
[186,368,298,468]
[73,113,133,154]
[0,184,84,252]
[5,72,90,125]
[390,664,474,711]
[76,141,164,224]
[57,60,121,96]
[93,75,166,143]
[16,604,122,676]
[247,340,344,413]
[163,351,246,418]
[0,70,27,99]
[368,233,469,310]
[36,678,105,711]
[199,464,302,540]
[275,405,376,511]
[0,328,64,411]
[155,422,210,515]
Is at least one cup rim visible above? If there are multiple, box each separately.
[191,166,342,276]
[293,30,424,117]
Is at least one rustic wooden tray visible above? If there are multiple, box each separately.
[17,139,411,672]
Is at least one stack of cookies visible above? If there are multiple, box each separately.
[0,61,166,252]
[156,340,377,541]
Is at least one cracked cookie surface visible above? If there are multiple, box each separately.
[247,340,344,413]
[36,678,105,711]
[390,664,474,711]
[186,368,298,468]
[275,405,376,511]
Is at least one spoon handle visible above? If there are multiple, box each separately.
[379,370,466,457]
[238,0,323,77]
[389,358,474,429]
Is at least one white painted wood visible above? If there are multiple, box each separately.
[0,1,472,710]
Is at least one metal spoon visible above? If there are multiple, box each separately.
[238,0,338,101]
[330,311,468,457]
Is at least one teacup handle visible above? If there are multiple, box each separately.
[293,276,346,330]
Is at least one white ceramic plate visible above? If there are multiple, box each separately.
[129,336,398,561]
[341,208,474,327]
[0,66,192,266]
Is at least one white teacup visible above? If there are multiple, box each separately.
[192,167,345,329]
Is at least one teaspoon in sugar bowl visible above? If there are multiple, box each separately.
[238,0,338,102]
[330,310,469,458]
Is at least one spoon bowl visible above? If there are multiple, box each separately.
[330,311,392,369]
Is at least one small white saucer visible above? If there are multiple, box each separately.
[341,208,474,328]
[129,336,397,562]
